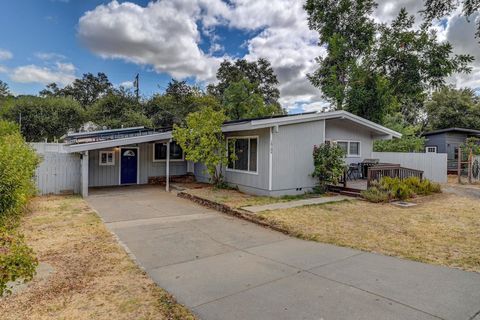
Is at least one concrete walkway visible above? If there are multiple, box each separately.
[241,195,351,213]
[87,186,480,320]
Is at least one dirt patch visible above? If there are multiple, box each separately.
[0,196,195,320]
[183,185,326,209]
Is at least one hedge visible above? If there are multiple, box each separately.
[0,120,39,295]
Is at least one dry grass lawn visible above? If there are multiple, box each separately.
[0,196,195,320]
[185,186,323,208]
[448,174,480,188]
[258,193,480,273]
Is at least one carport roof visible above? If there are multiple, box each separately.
[66,131,172,153]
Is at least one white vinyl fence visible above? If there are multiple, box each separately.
[372,152,447,183]
[33,143,82,195]
[30,142,67,153]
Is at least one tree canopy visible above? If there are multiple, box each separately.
[88,90,151,129]
[40,72,113,108]
[0,80,11,98]
[0,96,85,142]
[305,0,474,125]
[222,78,281,120]
[208,58,283,109]
[143,79,211,128]
[173,107,233,186]
[425,86,480,130]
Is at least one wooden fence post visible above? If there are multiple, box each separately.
[458,147,462,184]
[468,151,473,184]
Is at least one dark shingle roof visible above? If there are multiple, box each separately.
[422,127,480,136]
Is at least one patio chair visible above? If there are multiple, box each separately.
[347,163,361,180]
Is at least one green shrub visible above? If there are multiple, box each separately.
[0,121,39,225]
[0,120,39,295]
[0,228,38,295]
[380,177,415,200]
[312,143,346,193]
[362,177,441,203]
[403,176,441,195]
[361,186,390,203]
[373,135,426,152]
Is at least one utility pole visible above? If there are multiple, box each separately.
[133,73,140,101]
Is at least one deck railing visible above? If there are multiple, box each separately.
[367,164,423,188]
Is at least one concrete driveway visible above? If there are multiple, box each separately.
[87,186,480,320]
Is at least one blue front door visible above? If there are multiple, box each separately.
[121,148,138,184]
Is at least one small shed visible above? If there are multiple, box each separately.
[423,128,480,172]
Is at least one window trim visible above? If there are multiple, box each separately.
[226,136,259,175]
[335,140,361,157]
[99,150,115,166]
[425,146,437,153]
[152,141,185,162]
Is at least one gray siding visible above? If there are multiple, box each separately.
[224,128,270,193]
[325,119,374,164]
[271,120,324,194]
[88,142,187,187]
[425,133,447,153]
[89,148,119,187]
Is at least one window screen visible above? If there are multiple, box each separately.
[349,142,360,155]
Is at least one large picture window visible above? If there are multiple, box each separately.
[336,141,361,157]
[227,137,258,173]
[153,141,184,161]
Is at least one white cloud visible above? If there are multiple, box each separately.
[0,49,13,61]
[119,80,134,88]
[78,0,224,81]
[77,0,480,112]
[10,62,76,86]
[35,52,67,61]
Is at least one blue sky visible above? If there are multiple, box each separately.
[0,0,479,114]
[0,0,264,99]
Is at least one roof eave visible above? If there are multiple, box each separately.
[66,132,172,153]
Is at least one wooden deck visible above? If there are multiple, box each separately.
[345,179,368,190]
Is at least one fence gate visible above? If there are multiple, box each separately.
[457,149,480,184]
[35,153,81,195]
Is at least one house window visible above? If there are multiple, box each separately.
[99,151,115,166]
[336,141,361,157]
[227,137,258,173]
[153,141,184,161]
[425,146,437,153]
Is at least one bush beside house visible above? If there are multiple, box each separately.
[0,121,39,295]
[312,143,346,193]
[362,176,441,203]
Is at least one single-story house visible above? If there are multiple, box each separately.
[64,110,401,197]
[423,127,480,172]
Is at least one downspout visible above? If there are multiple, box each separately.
[268,126,274,191]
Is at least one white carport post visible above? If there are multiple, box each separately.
[166,140,170,192]
[80,151,89,198]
